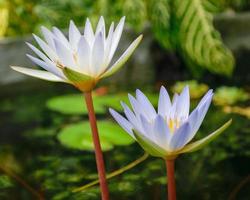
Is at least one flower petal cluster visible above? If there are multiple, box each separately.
[109,86,231,159]
[11,16,142,92]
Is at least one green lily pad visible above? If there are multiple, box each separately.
[57,120,134,151]
[46,94,105,114]
[214,86,249,106]
[46,92,158,115]
[171,80,209,99]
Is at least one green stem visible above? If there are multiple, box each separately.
[73,153,149,192]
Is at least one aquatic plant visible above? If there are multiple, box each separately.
[11,16,142,200]
[110,86,231,199]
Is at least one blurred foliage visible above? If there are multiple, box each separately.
[171,80,209,99]
[58,121,134,151]
[223,106,250,119]
[173,0,234,76]
[214,86,249,106]
[2,0,237,76]
[0,1,8,38]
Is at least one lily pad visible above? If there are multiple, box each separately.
[214,86,249,106]
[57,120,134,151]
[46,92,158,115]
[171,80,209,99]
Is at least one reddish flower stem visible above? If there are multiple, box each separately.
[84,92,109,200]
[166,159,176,200]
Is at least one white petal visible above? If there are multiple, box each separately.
[26,42,52,64]
[109,108,134,138]
[27,54,65,79]
[69,20,81,50]
[95,16,105,38]
[41,26,56,50]
[54,39,76,69]
[77,36,91,74]
[11,66,66,82]
[84,18,95,47]
[52,27,71,49]
[158,86,171,118]
[101,34,142,78]
[104,22,114,66]
[32,34,57,61]
[108,16,125,63]
[136,89,156,119]
[91,32,105,76]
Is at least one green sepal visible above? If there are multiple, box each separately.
[133,130,166,158]
[62,67,96,92]
[179,119,232,154]
[62,67,92,82]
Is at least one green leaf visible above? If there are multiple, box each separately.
[46,92,158,115]
[173,0,235,76]
[46,94,105,115]
[58,121,134,151]
[179,119,232,154]
[133,130,166,158]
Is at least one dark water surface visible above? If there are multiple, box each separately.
[0,83,249,200]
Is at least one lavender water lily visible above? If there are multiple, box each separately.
[109,86,231,200]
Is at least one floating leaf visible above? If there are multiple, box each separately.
[58,121,134,151]
[171,80,209,99]
[46,92,158,115]
[214,86,249,106]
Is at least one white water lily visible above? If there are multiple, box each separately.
[109,86,231,159]
[11,16,142,92]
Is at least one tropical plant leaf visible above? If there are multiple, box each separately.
[122,0,147,31]
[173,0,235,76]
[148,0,173,49]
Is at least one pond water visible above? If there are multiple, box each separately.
[0,83,249,200]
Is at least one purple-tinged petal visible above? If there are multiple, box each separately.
[140,115,155,141]
[153,115,171,149]
[109,108,134,138]
[158,86,171,118]
[136,89,156,118]
[176,86,190,119]
[121,101,138,126]
[169,122,192,150]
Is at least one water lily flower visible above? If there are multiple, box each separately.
[109,86,231,159]
[11,16,142,92]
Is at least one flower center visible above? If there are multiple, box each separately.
[167,118,180,133]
